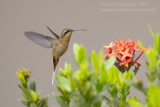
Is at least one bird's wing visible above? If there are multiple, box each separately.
[46,26,60,39]
[24,31,58,48]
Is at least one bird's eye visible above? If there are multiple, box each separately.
[64,30,71,36]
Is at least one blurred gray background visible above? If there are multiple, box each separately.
[0,0,160,106]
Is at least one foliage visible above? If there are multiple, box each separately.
[16,68,49,107]
[17,28,160,107]
[126,28,160,107]
[54,44,134,107]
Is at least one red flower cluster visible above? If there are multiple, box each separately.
[104,38,146,72]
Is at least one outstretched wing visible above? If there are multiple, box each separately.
[46,26,60,39]
[24,32,56,48]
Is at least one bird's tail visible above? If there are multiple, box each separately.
[52,56,59,85]
[52,71,55,85]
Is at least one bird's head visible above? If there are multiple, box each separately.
[61,29,73,38]
[61,28,87,37]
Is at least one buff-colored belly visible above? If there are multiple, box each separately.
[52,44,68,57]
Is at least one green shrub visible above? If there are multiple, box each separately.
[17,28,160,107]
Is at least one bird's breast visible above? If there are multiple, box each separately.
[52,43,68,57]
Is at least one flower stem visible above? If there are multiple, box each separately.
[135,52,143,61]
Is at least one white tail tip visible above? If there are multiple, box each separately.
[52,77,54,85]
[52,72,55,85]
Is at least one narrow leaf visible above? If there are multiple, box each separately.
[105,56,116,70]
[53,93,68,107]
[30,90,38,102]
[29,80,36,92]
[56,75,71,92]
[30,103,37,107]
[91,51,99,71]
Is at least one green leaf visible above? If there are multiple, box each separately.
[29,80,36,92]
[100,61,107,84]
[107,84,118,97]
[19,99,29,107]
[102,96,111,105]
[147,84,160,107]
[61,63,72,76]
[123,71,132,80]
[149,26,160,55]
[30,103,37,107]
[105,56,116,70]
[77,46,86,63]
[53,93,68,107]
[133,96,141,102]
[76,61,90,83]
[73,44,86,64]
[69,74,76,91]
[154,34,160,55]
[128,98,143,107]
[91,51,99,72]
[107,66,120,84]
[73,44,80,60]
[30,90,38,102]
[18,73,26,85]
[98,50,104,60]
[21,88,32,100]
[146,48,158,73]
[56,75,71,92]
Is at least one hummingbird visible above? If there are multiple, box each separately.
[24,26,86,85]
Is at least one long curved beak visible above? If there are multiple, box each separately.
[72,29,87,31]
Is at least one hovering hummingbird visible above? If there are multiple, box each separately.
[24,26,86,85]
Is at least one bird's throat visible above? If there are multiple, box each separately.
[60,35,71,45]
